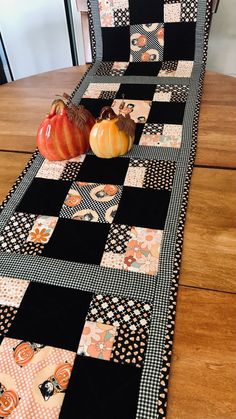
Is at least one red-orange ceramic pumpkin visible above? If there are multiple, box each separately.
[36,98,95,161]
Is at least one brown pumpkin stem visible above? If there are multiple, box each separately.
[50,99,66,116]
[98,106,117,122]
[116,114,136,138]
[67,104,91,128]
[53,93,93,128]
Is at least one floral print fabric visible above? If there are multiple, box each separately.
[124,227,163,275]
[27,216,58,244]
[99,0,130,27]
[140,123,182,148]
[101,225,163,276]
[82,83,120,99]
[85,294,152,367]
[77,321,117,360]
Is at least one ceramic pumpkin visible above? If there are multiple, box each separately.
[36,96,95,161]
[89,106,136,159]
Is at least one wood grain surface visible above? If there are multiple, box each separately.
[0,67,235,419]
[0,152,32,201]
[180,167,236,293]
[196,73,236,168]
[167,287,236,419]
[0,66,88,153]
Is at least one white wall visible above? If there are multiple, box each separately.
[206,0,236,76]
[0,0,72,80]
[1,0,235,79]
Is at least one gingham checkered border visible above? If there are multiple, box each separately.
[88,146,179,162]
[0,251,155,302]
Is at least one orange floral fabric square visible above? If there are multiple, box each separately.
[26,216,58,244]
[124,227,163,276]
[77,321,117,361]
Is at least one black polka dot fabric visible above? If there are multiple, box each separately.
[143,160,176,191]
[104,224,131,253]
[0,213,37,254]
[114,8,130,26]
[60,162,83,181]
[0,305,18,336]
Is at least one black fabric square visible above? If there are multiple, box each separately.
[16,179,71,216]
[124,62,162,76]
[164,22,196,60]
[59,356,141,419]
[42,218,109,264]
[77,155,130,185]
[102,27,130,61]
[79,98,113,119]
[116,84,156,100]
[134,124,144,145]
[147,102,186,124]
[129,0,163,24]
[114,187,170,229]
[7,282,92,351]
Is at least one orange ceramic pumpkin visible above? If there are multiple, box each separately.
[37,98,95,161]
[89,107,135,159]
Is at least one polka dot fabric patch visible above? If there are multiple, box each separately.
[0,276,29,308]
[0,305,18,336]
[124,158,176,191]
[86,294,152,332]
[153,84,189,102]
[0,213,37,254]
[84,294,152,367]
[111,328,148,367]
[59,162,84,181]
[143,160,176,190]
[114,8,130,26]
[0,337,76,418]
[99,0,130,27]
[139,123,182,147]
[181,0,198,22]
[104,224,132,253]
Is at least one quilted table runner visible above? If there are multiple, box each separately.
[0,1,212,418]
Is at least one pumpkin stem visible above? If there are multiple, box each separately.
[48,94,95,128]
[49,99,66,116]
[98,106,117,121]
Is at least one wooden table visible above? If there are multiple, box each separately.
[0,68,235,418]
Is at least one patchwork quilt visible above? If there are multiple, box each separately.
[0,0,212,418]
